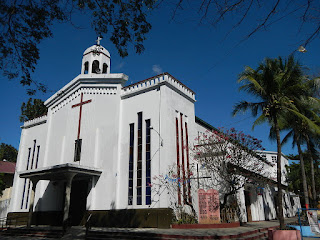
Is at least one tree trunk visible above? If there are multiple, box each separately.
[274,118,284,229]
[296,140,310,209]
[185,201,197,219]
[306,137,317,207]
[220,192,231,211]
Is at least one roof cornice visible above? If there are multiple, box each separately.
[45,73,128,108]
[121,72,196,102]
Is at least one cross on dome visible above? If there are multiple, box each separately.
[96,36,102,45]
[81,38,110,75]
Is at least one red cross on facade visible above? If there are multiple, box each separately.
[72,93,92,140]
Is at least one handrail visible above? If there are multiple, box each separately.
[85,213,92,235]
[0,217,6,229]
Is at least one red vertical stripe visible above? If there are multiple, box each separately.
[175,118,181,205]
[180,114,186,203]
[77,93,83,140]
[185,122,192,203]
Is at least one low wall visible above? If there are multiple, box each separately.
[172,222,240,229]
[85,208,173,228]
[0,199,10,219]
[7,211,62,226]
[8,208,173,228]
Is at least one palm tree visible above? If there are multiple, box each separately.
[306,138,320,207]
[232,55,319,228]
[280,78,320,208]
[305,78,320,206]
[282,123,320,206]
[281,118,311,209]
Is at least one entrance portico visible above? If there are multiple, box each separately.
[19,163,101,228]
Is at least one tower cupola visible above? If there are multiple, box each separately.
[81,37,111,74]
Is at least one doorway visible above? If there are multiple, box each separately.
[244,190,252,222]
[69,179,89,225]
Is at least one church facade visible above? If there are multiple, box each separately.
[8,41,300,228]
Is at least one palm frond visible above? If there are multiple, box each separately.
[281,130,295,147]
[232,101,264,117]
[286,107,320,135]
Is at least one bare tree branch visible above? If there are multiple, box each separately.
[304,23,320,47]
[171,0,184,20]
[246,0,280,39]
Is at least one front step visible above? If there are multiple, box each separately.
[1,227,64,238]
[86,227,272,240]
[86,231,162,239]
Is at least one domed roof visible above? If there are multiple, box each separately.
[83,44,110,57]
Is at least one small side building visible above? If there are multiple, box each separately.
[0,160,16,219]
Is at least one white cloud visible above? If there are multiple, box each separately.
[152,64,162,75]
[116,62,125,70]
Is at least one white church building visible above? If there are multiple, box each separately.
[8,40,300,228]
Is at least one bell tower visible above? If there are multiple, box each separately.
[81,37,111,75]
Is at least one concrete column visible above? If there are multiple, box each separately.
[27,179,39,228]
[63,173,76,230]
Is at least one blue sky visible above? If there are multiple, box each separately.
[1,5,319,156]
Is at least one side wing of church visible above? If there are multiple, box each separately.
[8,42,300,228]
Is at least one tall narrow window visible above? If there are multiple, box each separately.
[102,63,108,73]
[21,180,27,209]
[74,139,82,162]
[137,112,143,205]
[25,180,31,209]
[128,123,134,205]
[30,140,36,169]
[35,146,40,169]
[84,61,89,74]
[26,140,36,209]
[145,119,151,205]
[180,114,186,203]
[175,117,181,205]
[185,122,192,203]
[21,148,31,209]
[26,148,31,170]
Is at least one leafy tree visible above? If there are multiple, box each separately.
[0,143,16,195]
[152,164,199,224]
[0,143,18,162]
[194,127,267,223]
[20,98,48,122]
[305,139,320,207]
[304,81,320,207]
[0,0,155,94]
[232,55,319,228]
[281,78,320,207]
[287,151,320,206]
[0,174,6,197]
[151,127,267,224]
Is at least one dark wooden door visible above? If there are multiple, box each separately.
[69,180,89,225]
[244,190,252,222]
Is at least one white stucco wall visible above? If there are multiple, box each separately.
[117,81,196,210]
[10,119,48,213]
[256,151,289,185]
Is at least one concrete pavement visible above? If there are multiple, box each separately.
[1,217,317,239]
